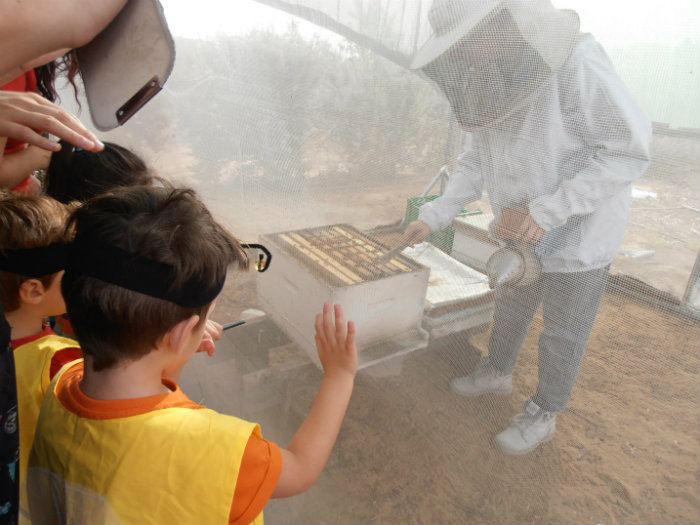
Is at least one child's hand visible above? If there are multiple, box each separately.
[274,303,357,498]
[196,320,223,357]
[314,303,358,378]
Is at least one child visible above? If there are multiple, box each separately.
[44,139,156,204]
[0,190,81,523]
[28,186,358,525]
[44,139,156,337]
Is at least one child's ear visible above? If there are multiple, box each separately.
[165,314,201,355]
[18,279,46,305]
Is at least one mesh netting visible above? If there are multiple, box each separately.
[54,0,700,522]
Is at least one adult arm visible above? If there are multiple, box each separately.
[528,38,652,232]
[416,135,484,232]
[0,0,128,85]
[272,303,357,498]
[402,138,484,246]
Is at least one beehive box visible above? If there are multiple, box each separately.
[451,213,500,273]
[401,244,495,340]
[257,224,430,370]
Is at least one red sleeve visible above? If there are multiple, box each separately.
[49,347,83,379]
[10,176,31,193]
[57,315,75,336]
[229,432,283,525]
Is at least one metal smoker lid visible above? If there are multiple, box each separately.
[486,247,526,289]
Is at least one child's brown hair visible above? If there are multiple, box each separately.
[0,191,73,312]
[62,186,248,371]
[45,140,156,204]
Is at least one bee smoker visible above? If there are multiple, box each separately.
[485,242,542,289]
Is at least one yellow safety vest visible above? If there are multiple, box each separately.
[28,362,264,525]
[13,332,80,525]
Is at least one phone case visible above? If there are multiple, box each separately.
[77,0,175,131]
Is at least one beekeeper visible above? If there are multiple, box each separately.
[402,0,651,455]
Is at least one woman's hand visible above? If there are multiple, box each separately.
[0,91,103,152]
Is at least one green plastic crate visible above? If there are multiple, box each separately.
[405,195,482,253]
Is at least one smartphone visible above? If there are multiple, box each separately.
[76,0,175,131]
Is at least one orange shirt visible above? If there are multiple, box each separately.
[53,362,282,524]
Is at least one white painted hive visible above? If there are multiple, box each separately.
[402,243,495,339]
[257,224,430,370]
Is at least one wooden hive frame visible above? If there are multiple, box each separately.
[269,224,421,287]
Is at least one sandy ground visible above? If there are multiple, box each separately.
[179,133,699,524]
[182,278,698,525]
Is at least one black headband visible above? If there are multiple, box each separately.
[65,239,224,309]
[0,244,69,277]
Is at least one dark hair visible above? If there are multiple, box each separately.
[46,141,155,204]
[62,186,248,371]
[0,191,73,312]
[34,51,81,105]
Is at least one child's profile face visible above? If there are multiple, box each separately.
[42,270,67,317]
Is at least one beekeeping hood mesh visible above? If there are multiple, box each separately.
[67,1,700,523]
[255,0,579,130]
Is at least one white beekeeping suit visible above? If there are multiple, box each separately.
[404,0,652,456]
[415,0,652,272]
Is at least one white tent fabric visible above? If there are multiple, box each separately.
[254,0,433,68]
[43,0,700,522]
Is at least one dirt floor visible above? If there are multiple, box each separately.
[183,133,699,524]
[188,277,698,525]
[291,293,699,525]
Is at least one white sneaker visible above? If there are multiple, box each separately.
[450,357,513,397]
[494,400,556,455]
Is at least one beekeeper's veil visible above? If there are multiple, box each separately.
[413,0,580,131]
